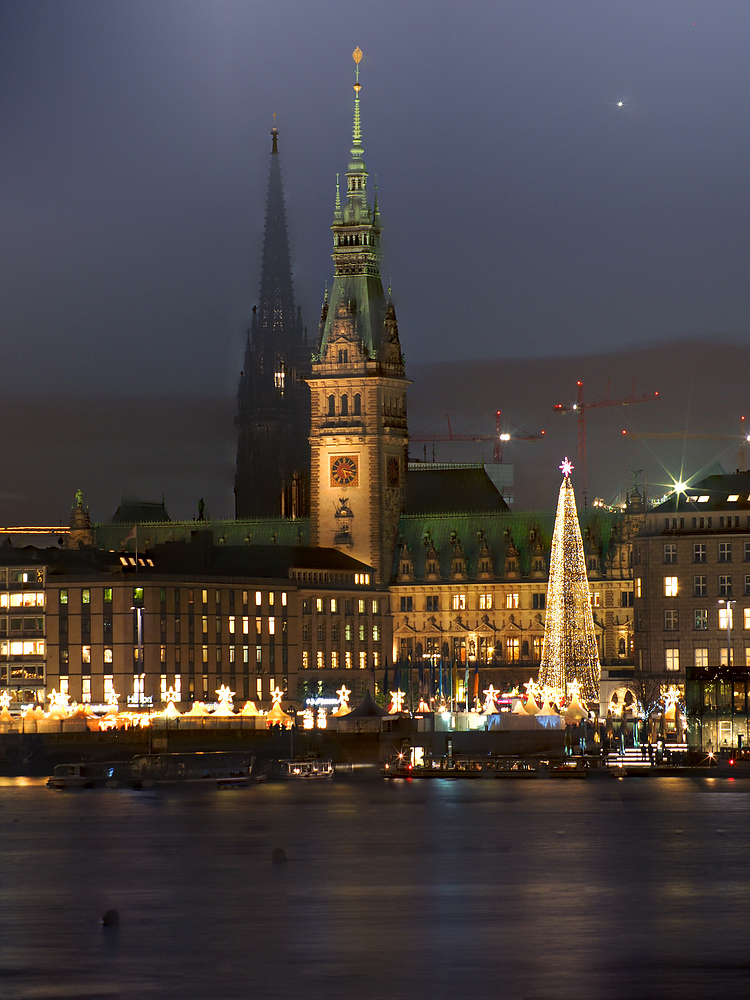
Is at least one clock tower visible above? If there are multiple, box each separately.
[308,48,409,584]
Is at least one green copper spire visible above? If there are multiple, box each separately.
[317,46,402,372]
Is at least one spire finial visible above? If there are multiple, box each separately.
[352,46,363,151]
[271,110,278,154]
[335,173,341,214]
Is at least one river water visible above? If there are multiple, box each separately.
[1,775,748,1000]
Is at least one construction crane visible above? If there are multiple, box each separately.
[622,417,749,471]
[554,380,659,509]
[410,411,545,462]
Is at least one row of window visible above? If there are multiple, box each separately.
[302,597,379,615]
[326,393,362,417]
[660,515,750,530]
[59,588,289,610]
[663,541,750,563]
[0,569,44,587]
[663,608,750,630]
[0,640,45,656]
[59,644,282,668]
[663,647,750,672]
[303,622,380,642]
[302,650,374,670]
[0,592,45,609]
[659,575,750,598]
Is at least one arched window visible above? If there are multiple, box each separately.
[327,395,335,416]
[341,394,348,416]
[353,393,361,415]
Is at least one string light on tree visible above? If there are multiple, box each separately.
[538,459,601,704]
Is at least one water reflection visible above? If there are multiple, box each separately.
[0,778,748,999]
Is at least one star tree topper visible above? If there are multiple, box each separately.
[560,457,574,478]
[336,684,351,708]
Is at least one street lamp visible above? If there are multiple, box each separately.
[718,599,735,667]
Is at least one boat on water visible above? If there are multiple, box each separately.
[47,751,255,789]
[46,762,119,789]
[383,755,540,779]
[276,758,335,779]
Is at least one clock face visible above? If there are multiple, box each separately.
[331,455,359,487]
[387,456,400,488]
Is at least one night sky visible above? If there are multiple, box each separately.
[2,2,749,524]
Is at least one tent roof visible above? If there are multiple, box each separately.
[344,689,389,718]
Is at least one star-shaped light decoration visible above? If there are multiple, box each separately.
[270,685,284,705]
[165,686,178,704]
[0,690,12,711]
[560,457,574,478]
[390,689,405,713]
[482,684,499,714]
[215,685,235,710]
[106,687,121,709]
[336,684,351,709]
[48,688,72,715]
[664,685,681,709]
[566,679,581,702]
[523,677,538,700]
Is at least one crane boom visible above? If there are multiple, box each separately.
[554,380,659,508]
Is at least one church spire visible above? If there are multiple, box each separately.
[235,122,310,519]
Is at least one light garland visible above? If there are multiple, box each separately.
[537,467,601,704]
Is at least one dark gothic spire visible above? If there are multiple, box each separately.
[235,124,310,519]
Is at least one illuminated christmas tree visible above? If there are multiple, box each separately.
[538,458,601,704]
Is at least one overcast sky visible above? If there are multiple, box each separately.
[2,0,749,399]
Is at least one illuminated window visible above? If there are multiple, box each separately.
[256,617,262,635]
[745,609,750,630]
[202,590,208,605]
[719,607,734,630]
[694,648,709,668]
[479,593,492,610]
[453,594,467,611]
[316,651,324,669]
[330,598,337,613]
[229,616,235,634]
[133,587,144,603]
[345,624,352,641]
[82,645,91,664]
[60,590,68,606]
[373,624,380,642]
[281,592,287,607]
[160,675,168,700]
[372,599,378,614]
[82,589,91,605]
[331,651,338,669]
[359,624,365,641]
[104,675,115,701]
[345,651,353,669]
[665,649,680,672]
[302,650,309,669]
[242,617,249,635]
[82,676,91,703]
[316,598,323,613]
[160,644,166,663]
[505,637,520,661]
[202,616,208,634]
[202,646,208,664]
[268,617,275,636]
[590,592,601,607]
[104,588,112,603]
[359,651,366,670]
[358,600,365,614]
[664,577,678,597]
[104,647,113,664]
[694,610,708,630]
[505,593,519,610]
